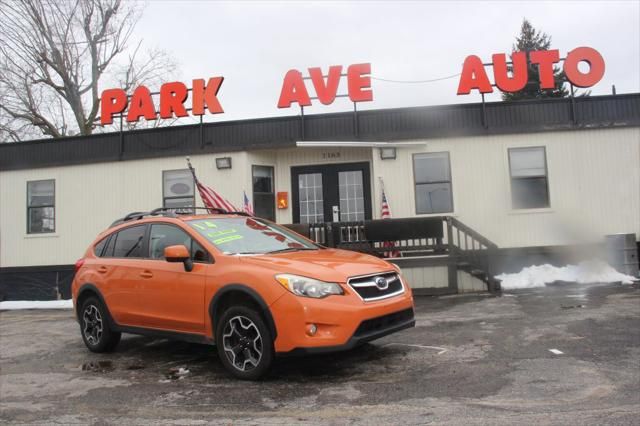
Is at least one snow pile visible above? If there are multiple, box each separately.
[495,260,638,290]
[0,299,73,310]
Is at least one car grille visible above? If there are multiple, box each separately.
[348,272,404,301]
[353,308,415,337]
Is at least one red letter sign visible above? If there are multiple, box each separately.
[126,86,157,122]
[100,88,127,125]
[563,47,605,88]
[458,47,604,95]
[309,66,342,105]
[492,52,528,93]
[192,77,224,115]
[159,82,189,119]
[530,49,560,89]
[347,63,373,102]
[277,63,373,108]
[277,70,311,109]
[457,55,493,95]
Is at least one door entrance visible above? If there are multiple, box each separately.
[291,162,372,224]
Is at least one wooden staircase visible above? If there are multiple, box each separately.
[446,217,500,293]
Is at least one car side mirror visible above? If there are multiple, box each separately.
[164,245,193,272]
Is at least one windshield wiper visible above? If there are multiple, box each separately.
[266,247,318,254]
[226,251,262,255]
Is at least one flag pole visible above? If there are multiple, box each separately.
[186,156,206,212]
[186,156,198,183]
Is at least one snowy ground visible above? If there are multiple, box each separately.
[496,260,638,290]
[0,299,73,310]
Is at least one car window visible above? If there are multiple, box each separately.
[188,217,317,255]
[94,236,109,257]
[191,239,210,263]
[103,233,117,257]
[149,224,191,259]
[112,225,146,258]
[149,224,211,263]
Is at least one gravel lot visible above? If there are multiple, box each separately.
[1,282,639,425]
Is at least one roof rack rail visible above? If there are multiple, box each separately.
[153,207,252,217]
[110,207,251,227]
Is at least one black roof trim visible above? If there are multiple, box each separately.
[1,93,638,171]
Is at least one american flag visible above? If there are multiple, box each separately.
[242,191,254,215]
[196,180,237,212]
[187,158,237,213]
[381,187,400,258]
[381,190,392,219]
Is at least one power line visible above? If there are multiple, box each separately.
[371,72,461,84]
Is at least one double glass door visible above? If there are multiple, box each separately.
[291,162,372,224]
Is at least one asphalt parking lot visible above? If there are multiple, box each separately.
[1,282,639,425]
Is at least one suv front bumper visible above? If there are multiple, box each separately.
[270,286,415,354]
[281,307,415,355]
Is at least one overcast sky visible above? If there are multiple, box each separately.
[134,0,640,124]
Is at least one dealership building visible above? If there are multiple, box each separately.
[0,93,639,300]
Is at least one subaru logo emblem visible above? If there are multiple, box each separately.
[374,276,388,290]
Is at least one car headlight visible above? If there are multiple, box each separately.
[275,274,344,298]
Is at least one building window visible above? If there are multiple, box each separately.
[252,165,275,221]
[298,173,324,224]
[509,147,550,209]
[338,170,365,221]
[413,152,453,214]
[27,179,55,234]
[163,169,195,211]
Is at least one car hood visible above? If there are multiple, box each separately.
[238,248,395,283]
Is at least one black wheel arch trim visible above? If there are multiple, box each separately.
[76,283,117,330]
[209,284,278,340]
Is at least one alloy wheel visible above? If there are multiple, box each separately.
[222,316,263,372]
[83,305,103,346]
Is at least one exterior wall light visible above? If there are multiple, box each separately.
[215,157,232,169]
[380,147,396,160]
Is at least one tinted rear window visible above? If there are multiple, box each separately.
[104,234,117,257]
[93,237,109,257]
[113,225,146,258]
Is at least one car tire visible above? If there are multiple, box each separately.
[79,297,121,353]
[215,306,274,380]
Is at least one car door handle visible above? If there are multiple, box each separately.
[140,271,153,279]
[97,266,108,274]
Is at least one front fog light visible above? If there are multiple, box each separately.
[306,324,317,336]
[275,274,344,298]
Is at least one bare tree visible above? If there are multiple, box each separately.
[0,0,176,142]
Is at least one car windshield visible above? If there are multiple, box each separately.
[188,217,319,255]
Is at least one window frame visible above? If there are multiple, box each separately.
[412,152,454,215]
[508,146,550,210]
[162,169,196,211]
[26,179,56,234]
[252,165,276,221]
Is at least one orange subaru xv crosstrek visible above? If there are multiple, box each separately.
[72,209,415,379]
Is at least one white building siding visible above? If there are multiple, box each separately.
[372,127,640,248]
[0,127,638,268]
